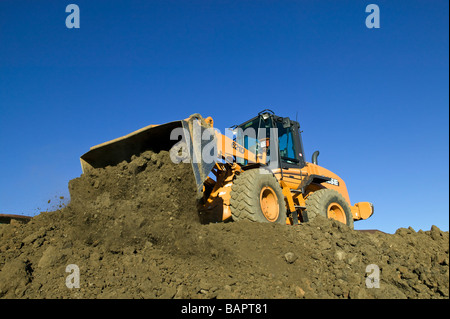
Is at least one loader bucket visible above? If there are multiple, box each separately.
[80,114,217,195]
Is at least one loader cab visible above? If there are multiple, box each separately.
[233,110,306,169]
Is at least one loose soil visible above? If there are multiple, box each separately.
[0,150,448,299]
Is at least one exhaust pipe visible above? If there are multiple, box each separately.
[312,150,319,165]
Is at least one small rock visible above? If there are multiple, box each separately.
[335,250,346,261]
[22,228,46,245]
[284,252,297,264]
[160,286,177,299]
[398,265,408,274]
[347,254,358,264]
[318,240,331,250]
[349,287,369,299]
[332,285,342,296]
[430,225,442,240]
[174,285,186,299]
[38,246,66,269]
[294,286,305,298]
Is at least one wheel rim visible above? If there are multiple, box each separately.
[260,187,279,222]
[327,202,347,224]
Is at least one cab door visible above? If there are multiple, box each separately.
[271,117,306,189]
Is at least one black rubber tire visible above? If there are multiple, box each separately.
[303,189,354,229]
[230,168,287,224]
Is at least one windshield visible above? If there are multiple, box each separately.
[234,115,302,167]
[276,122,298,164]
[237,119,259,154]
[234,116,272,163]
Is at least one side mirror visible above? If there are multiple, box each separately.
[282,117,291,128]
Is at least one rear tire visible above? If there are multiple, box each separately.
[303,189,354,229]
[230,168,286,224]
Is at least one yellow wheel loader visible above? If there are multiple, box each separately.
[80,110,373,228]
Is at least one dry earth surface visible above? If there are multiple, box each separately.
[0,150,448,299]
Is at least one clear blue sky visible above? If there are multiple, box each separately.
[0,0,448,233]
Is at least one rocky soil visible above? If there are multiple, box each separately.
[0,150,448,299]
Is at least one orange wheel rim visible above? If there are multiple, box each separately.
[327,202,347,224]
[260,187,279,222]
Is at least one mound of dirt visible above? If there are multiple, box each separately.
[0,150,448,299]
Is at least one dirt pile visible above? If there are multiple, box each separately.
[0,150,448,299]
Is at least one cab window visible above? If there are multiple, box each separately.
[276,122,298,164]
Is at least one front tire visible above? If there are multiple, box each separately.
[303,189,354,229]
[230,169,286,224]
